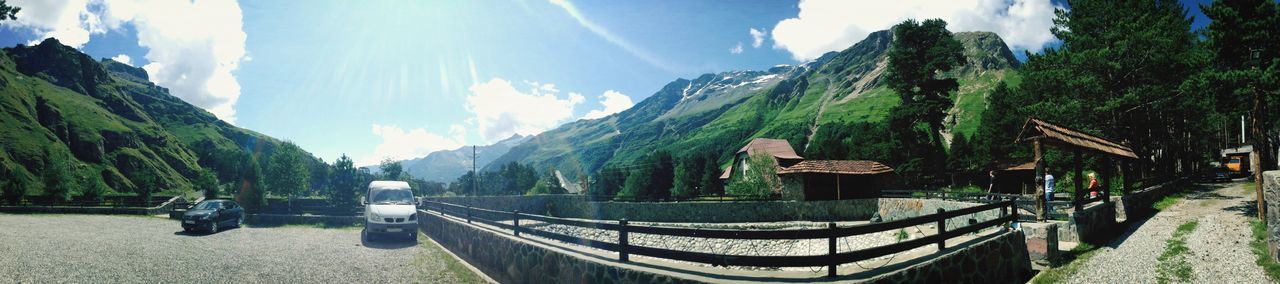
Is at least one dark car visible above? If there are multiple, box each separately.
[181,200,244,233]
[1196,167,1233,183]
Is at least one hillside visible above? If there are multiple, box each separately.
[398,134,529,182]
[487,30,1022,179]
[0,38,312,197]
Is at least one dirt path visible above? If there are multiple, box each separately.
[1065,181,1269,283]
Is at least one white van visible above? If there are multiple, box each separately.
[363,180,418,241]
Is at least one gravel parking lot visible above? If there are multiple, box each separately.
[0,213,484,283]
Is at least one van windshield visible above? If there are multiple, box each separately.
[371,190,413,205]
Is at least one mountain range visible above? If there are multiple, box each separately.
[476,30,1022,180]
[0,38,314,196]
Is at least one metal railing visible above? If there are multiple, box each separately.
[422,199,1016,277]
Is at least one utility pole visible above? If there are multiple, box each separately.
[472,145,477,197]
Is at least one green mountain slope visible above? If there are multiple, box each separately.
[0,38,308,197]
[487,30,1022,179]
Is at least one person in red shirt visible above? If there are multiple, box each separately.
[1087,172,1100,198]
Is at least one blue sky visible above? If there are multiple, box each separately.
[0,0,1215,166]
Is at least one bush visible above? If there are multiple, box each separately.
[725,154,780,199]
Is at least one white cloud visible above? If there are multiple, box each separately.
[449,124,466,144]
[749,28,766,48]
[110,54,131,66]
[771,0,1062,61]
[8,0,104,47]
[466,78,585,143]
[730,42,744,54]
[360,124,465,166]
[582,90,633,120]
[5,0,248,124]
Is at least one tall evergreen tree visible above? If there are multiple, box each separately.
[329,154,359,206]
[267,142,310,212]
[884,19,965,186]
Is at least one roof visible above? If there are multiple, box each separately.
[998,161,1036,172]
[368,180,412,190]
[736,138,803,160]
[1016,118,1139,159]
[719,165,732,180]
[778,160,894,175]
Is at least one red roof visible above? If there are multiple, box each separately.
[778,160,894,175]
[736,138,803,160]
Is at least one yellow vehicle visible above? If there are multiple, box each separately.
[1225,155,1250,177]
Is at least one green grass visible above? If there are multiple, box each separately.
[1030,243,1101,284]
[1249,220,1280,282]
[1156,220,1199,283]
[896,229,909,241]
[415,235,488,283]
[1153,193,1185,211]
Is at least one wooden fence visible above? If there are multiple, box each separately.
[422,199,1016,276]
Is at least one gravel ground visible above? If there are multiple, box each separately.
[1065,181,1270,284]
[0,214,481,283]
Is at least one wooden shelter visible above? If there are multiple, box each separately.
[1016,118,1139,221]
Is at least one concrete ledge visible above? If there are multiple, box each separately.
[1021,222,1058,267]
[1055,201,1116,244]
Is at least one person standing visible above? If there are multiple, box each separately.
[1044,168,1055,202]
[1087,172,1100,198]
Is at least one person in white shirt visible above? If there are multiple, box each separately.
[1044,168,1055,202]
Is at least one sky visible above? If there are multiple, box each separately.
[0,0,1216,166]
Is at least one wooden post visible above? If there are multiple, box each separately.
[1122,161,1133,195]
[837,175,842,200]
[828,222,837,277]
[936,208,947,250]
[1102,157,1113,203]
[1034,139,1046,221]
[1074,150,1084,211]
[513,210,520,237]
[619,219,630,262]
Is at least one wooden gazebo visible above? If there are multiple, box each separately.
[1016,118,1139,221]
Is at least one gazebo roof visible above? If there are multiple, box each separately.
[1015,118,1139,159]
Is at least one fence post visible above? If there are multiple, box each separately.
[828,222,837,277]
[936,208,946,250]
[513,210,521,237]
[466,205,472,224]
[619,219,630,262]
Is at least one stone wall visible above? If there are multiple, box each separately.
[1264,170,1280,261]
[247,214,362,227]
[1116,179,1182,221]
[876,198,1007,229]
[0,196,181,215]
[420,208,1032,283]
[1055,201,1117,244]
[865,229,1033,283]
[425,195,882,223]
[1020,222,1058,267]
[418,209,699,284]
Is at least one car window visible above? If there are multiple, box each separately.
[371,190,413,204]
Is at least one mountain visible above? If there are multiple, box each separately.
[398,134,529,182]
[0,38,313,196]
[486,30,1022,179]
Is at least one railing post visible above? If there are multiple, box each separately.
[619,219,630,262]
[513,210,521,237]
[827,222,837,277]
[936,208,946,250]
[466,205,472,224]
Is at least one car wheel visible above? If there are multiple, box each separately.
[209,221,219,233]
[237,216,244,228]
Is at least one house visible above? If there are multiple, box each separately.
[719,138,895,201]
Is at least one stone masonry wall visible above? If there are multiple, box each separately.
[418,210,699,284]
[876,198,1006,230]
[420,208,1033,283]
[866,229,1033,283]
[1264,171,1280,261]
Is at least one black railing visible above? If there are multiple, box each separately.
[422,199,1016,276]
